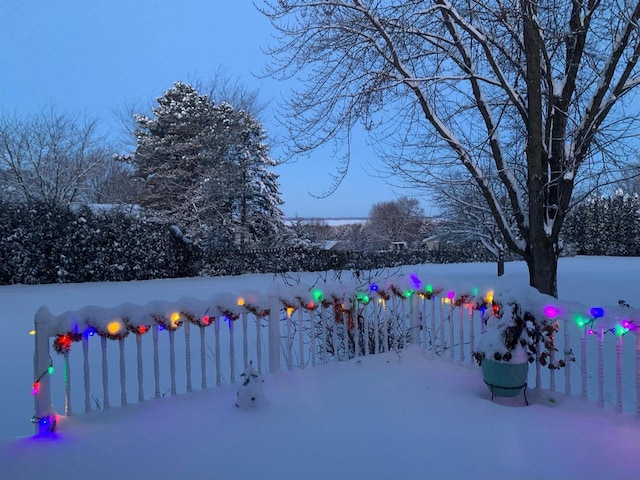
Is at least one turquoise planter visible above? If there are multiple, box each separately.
[481,359,529,405]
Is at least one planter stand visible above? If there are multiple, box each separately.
[481,360,529,406]
[485,381,528,406]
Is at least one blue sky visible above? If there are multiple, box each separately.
[0,0,423,218]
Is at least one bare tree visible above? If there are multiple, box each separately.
[190,68,268,119]
[367,196,425,248]
[0,106,111,205]
[260,0,640,296]
[87,157,140,205]
[433,174,509,273]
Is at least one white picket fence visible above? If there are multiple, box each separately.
[31,282,640,434]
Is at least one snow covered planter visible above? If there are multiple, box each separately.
[472,291,567,405]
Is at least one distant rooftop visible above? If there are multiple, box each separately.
[284,217,368,226]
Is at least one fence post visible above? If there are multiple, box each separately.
[34,307,53,434]
[410,294,419,346]
[269,293,281,373]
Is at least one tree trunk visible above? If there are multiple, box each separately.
[522,1,558,298]
[527,240,558,297]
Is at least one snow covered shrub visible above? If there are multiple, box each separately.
[235,361,265,408]
[0,200,201,285]
[473,292,571,369]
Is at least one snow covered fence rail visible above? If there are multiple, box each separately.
[31,274,640,434]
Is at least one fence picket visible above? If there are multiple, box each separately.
[298,309,305,368]
[229,318,236,384]
[185,320,192,393]
[215,318,221,386]
[564,324,571,396]
[310,309,317,367]
[101,336,109,409]
[153,325,160,399]
[83,335,90,413]
[468,307,475,363]
[581,327,587,399]
[598,327,605,407]
[199,325,207,389]
[256,315,262,375]
[119,338,126,406]
[616,335,623,413]
[636,334,640,418]
[136,334,144,402]
[242,313,248,371]
[458,306,464,363]
[64,351,71,416]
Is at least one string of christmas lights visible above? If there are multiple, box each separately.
[31,357,57,432]
[43,275,639,359]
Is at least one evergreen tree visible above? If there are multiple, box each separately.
[200,104,284,249]
[123,82,284,248]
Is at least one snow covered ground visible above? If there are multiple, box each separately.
[1,257,639,479]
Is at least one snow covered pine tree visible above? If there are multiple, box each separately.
[122,81,284,249]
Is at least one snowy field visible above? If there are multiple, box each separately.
[0,257,639,479]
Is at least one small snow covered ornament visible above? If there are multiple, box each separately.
[235,361,265,408]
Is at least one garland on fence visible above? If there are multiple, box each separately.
[87,320,130,341]
[53,332,82,354]
[182,310,215,327]
[42,278,640,362]
[152,312,183,331]
[243,303,270,317]
[125,318,152,335]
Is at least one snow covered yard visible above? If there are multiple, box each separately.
[1,257,639,479]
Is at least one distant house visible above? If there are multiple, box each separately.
[322,240,343,251]
[422,235,442,251]
[390,241,408,250]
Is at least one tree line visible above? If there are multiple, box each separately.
[0,198,491,285]
[1,187,637,285]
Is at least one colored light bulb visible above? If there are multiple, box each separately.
[48,366,54,375]
[590,307,604,318]
[543,306,559,318]
[107,321,121,335]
